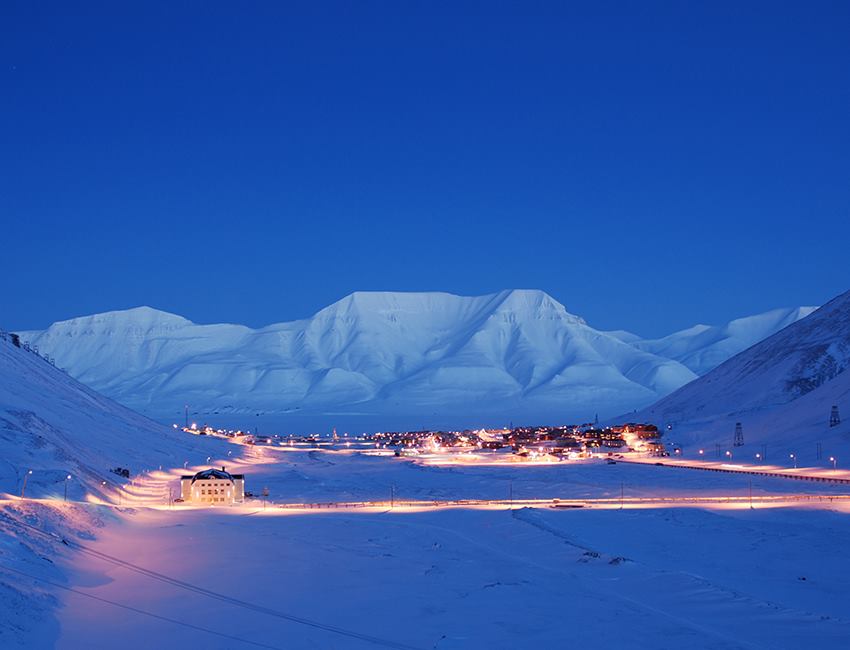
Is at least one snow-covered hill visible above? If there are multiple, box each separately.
[0,330,232,647]
[632,291,850,462]
[0,331,222,500]
[630,306,817,375]
[17,290,816,427]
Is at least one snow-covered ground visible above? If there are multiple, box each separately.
[0,330,228,646]
[13,445,847,650]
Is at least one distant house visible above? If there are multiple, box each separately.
[181,467,245,505]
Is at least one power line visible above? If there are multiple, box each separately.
[3,517,425,650]
[0,564,285,650]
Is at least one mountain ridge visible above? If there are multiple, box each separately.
[17,291,815,426]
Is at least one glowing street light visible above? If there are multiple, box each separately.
[64,474,72,502]
[790,453,797,469]
[725,450,732,460]
[698,449,704,456]
[21,469,33,498]
[830,456,837,470]
[755,453,762,462]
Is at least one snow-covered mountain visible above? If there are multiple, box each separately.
[17,290,817,428]
[629,306,817,375]
[632,290,850,462]
[19,291,700,424]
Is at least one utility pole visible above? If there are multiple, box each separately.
[184,404,189,429]
[749,480,753,510]
[509,480,513,510]
[620,482,624,510]
[21,470,32,498]
[390,485,395,509]
[262,486,269,510]
[816,442,822,460]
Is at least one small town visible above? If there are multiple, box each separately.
[181,420,668,460]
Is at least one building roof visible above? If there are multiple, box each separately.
[181,468,245,483]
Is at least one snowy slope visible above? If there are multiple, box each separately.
[0,331,233,647]
[0,332,224,500]
[632,290,850,461]
[19,291,700,422]
[632,306,817,375]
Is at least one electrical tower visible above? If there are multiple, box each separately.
[734,422,744,447]
[830,405,841,428]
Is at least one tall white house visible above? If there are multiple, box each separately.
[181,467,245,505]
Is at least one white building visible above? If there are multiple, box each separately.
[181,467,245,505]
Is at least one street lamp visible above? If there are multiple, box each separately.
[64,474,71,502]
[790,453,797,469]
[726,450,732,460]
[755,453,762,462]
[698,449,704,456]
[830,456,837,470]
[21,469,33,498]
[183,460,188,468]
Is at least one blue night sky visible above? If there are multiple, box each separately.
[2,2,849,336]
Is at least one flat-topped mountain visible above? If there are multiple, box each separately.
[18,290,814,424]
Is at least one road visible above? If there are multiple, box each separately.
[619,455,850,483]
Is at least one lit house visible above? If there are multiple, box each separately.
[180,467,245,505]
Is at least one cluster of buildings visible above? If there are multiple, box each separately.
[173,420,667,508]
[364,422,666,458]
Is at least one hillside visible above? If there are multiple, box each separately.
[632,290,850,462]
[0,331,222,500]
[0,330,231,647]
